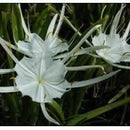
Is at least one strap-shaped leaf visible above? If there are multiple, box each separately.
[67,97,130,125]
[12,4,24,42]
[108,85,130,104]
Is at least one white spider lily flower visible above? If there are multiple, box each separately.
[15,56,70,103]
[0,38,70,103]
[92,4,130,67]
[16,4,68,57]
[0,38,69,125]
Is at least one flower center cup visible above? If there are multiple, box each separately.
[37,77,44,84]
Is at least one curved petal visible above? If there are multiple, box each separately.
[17,33,45,57]
[46,36,68,55]
[40,103,60,125]
[112,63,130,69]
[16,76,44,103]
[54,4,65,36]
[51,41,69,54]
[92,33,106,46]
[110,4,125,36]
[44,80,70,103]
[123,21,130,40]
[71,70,120,88]
[63,25,101,63]
[65,65,104,73]
[46,14,58,38]
[0,38,19,64]
[18,4,30,36]
[121,55,130,62]
[53,45,108,59]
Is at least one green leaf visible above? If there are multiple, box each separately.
[0,4,11,12]
[20,97,39,125]
[108,85,130,104]
[12,4,24,42]
[67,97,130,125]
[32,7,50,36]
[1,11,14,68]
[48,100,65,124]
[70,57,97,115]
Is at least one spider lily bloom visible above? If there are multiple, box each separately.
[15,56,70,103]
[16,4,68,57]
[92,4,130,69]
[0,38,69,125]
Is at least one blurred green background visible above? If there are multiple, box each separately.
[0,3,130,126]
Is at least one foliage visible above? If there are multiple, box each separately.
[0,3,130,126]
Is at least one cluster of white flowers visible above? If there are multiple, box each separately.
[92,4,130,69]
[0,4,124,125]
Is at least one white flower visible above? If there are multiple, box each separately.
[92,4,130,64]
[0,35,69,125]
[17,4,68,57]
[15,55,70,103]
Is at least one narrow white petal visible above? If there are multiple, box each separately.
[112,63,130,69]
[71,70,120,88]
[54,4,65,36]
[64,16,92,47]
[2,39,24,54]
[123,21,130,40]
[110,4,125,36]
[63,25,101,63]
[0,38,35,77]
[46,14,58,38]
[53,45,108,59]
[0,38,19,64]
[40,103,60,125]
[69,24,101,53]
[100,5,107,19]
[18,4,30,36]
[66,65,104,72]
[0,86,19,93]
[0,69,15,74]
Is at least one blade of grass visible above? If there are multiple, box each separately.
[12,4,24,43]
[67,97,130,125]
[108,85,130,104]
